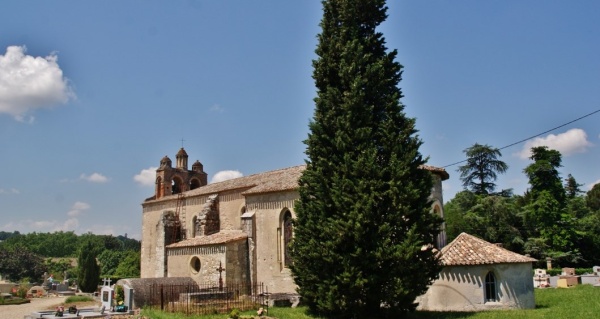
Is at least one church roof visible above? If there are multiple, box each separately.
[166,230,248,248]
[148,163,449,202]
[439,232,537,266]
[184,165,305,197]
[176,147,188,157]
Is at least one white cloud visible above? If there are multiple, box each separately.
[32,220,56,229]
[56,218,79,231]
[87,226,117,236]
[81,223,138,238]
[211,170,243,183]
[80,172,109,183]
[0,188,20,195]
[588,179,600,190]
[1,218,79,233]
[134,167,157,186]
[0,46,75,121]
[515,128,592,159]
[67,201,90,217]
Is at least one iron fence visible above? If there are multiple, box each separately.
[147,281,266,315]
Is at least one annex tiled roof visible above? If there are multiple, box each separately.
[440,232,537,266]
[166,230,248,248]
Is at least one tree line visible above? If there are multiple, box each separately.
[0,231,140,290]
[446,143,600,268]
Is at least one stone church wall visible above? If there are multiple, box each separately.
[225,240,250,283]
[167,245,225,282]
[417,263,535,311]
[214,190,246,231]
[429,174,444,206]
[166,240,248,284]
[247,190,299,294]
[141,207,168,278]
[141,166,448,295]
[182,195,208,238]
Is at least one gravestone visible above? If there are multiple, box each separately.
[533,269,550,288]
[562,267,575,276]
[100,278,114,310]
[123,286,134,312]
[56,284,69,292]
[558,268,578,288]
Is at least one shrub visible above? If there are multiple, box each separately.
[15,285,28,298]
[115,285,124,303]
[229,308,240,319]
[65,295,94,304]
[544,268,595,276]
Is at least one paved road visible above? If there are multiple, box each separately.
[0,296,67,319]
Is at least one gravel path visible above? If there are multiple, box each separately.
[0,296,67,319]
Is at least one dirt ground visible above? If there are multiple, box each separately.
[0,296,101,319]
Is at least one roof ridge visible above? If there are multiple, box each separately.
[208,164,306,186]
[440,232,536,266]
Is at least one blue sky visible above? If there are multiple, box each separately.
[1,1,599,239]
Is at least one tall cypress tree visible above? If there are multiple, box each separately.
[77,241,100,293]
[291,0,441,317]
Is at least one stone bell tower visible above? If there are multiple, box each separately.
[155,148,208,199]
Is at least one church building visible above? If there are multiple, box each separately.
[140,148,449,294]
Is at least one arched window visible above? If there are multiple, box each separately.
[283,210,293,267]
[172,176,183,194]
[485,271,497,302]
[190,178,201,190]
[191,216,197,238]
[156,176,163,198]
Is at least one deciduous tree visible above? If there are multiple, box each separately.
[523,146,565,206]
[564,174,584,199]
[0,244,46,282]
[443,190,479,241]
[114,251,140,278]
[587,183,600,212]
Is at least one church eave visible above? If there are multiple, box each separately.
[166,231,248,248]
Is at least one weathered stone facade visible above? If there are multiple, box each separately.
[141,148,449,294]
[425,263,535,311]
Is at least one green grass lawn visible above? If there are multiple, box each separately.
[141,285,600,319]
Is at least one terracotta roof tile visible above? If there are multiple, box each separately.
[419,164,449,181]
[147,164,448,202]
[440,232,537,266]
[187,165,303,198]
[167,230,248,248]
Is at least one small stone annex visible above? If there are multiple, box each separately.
[140,147,450,296]
[417,232,537,311]
[117,277,197,309]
